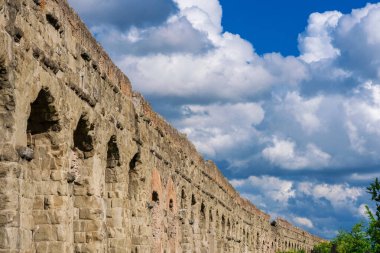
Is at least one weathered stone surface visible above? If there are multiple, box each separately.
[0,0,324,252]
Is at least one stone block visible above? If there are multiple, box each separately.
[74,196,101,208]
[50,170,63,181]
[83,220,102,232]
[48,242,66,253]
[79,208,103,220]
[33,225,57,241]
[0,210,17,225]
[33,196,44,210]
[74,232,86,243]
[35,242,48,253]
[56,225,67,241]
[33,211,50,225]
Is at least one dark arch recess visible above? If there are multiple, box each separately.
[73,114,94,158]
[27,88,60,135]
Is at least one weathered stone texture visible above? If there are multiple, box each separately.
[0,0,323,252]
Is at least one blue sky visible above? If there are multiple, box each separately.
[220,0,380,55]
[68,0,380,239]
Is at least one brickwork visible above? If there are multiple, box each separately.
[0,0,323,252]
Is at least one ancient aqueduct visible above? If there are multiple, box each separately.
[0,0,323,252]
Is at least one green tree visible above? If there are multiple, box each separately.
[366,177,380,251]
[312,242,332,253]
[333,223,371,253]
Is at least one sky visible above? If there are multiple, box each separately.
[68,0,380,239]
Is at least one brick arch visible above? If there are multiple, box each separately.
[151,168,163,204]
[166,177,177,212]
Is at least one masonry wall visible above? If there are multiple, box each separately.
[0,0,323,252]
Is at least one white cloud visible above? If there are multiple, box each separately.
[293,217,314,228]
[299,11,342,63]
[176,103,264,157]
[350,172,380,182]
[298,182,363,209]
[281,92,323,134]
[262,137,331,170]
[345,82,380,156]
[231,176,295,204]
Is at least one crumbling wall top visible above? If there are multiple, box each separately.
[52,0,132,97]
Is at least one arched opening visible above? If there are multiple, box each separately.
[227,219,231,236]
[200,202,206,230]
[200,202,205,216]
[191,194,196,205]
[215,210,220,236]
[221,215,226,236]
[169,199,173,211]
[106,135,120,168]
[27,88,60,136]
[257,232,260,248]
[152,191,159,203]
[180,189,186,209]
[73,114,94,158]
[128,152,141,203]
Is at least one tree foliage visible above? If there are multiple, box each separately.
[312,177,380,253]
[366,177,380,251]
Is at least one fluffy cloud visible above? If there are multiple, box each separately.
[230,176,295,204]
[262,138,331,170]
[298,182,363,210]
[299,11,342,63]
[176,103,264,157]
[232,175,366,237]
[293,217,314,229]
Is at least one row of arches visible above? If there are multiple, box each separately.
[25,87,135,252]
[25,87,314,252]
[26,88,121,164]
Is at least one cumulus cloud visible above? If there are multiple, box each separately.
[262,137,331,170]
[298,182,363,210]
[232,175,366,237]
[345,82,380,156]
[91,16,212,56]
[176,103,264,157]
[293,217,314,229]
[299,11,342,63]
[231,176,295,204]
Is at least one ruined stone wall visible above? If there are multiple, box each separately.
[0,0,324,252]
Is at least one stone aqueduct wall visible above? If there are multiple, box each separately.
[0,0,323,252]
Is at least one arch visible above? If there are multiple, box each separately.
[27,88,60,136]
[180,188,187,209]
[73,114,94,157]
[191,194,196,206]
[128,152,141,201]
[200,202,206,216]
[152,191,159,203]
[200,201,206,230]
[221,215,226,235]
[169,199,173,210]
[106,135,120,168]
